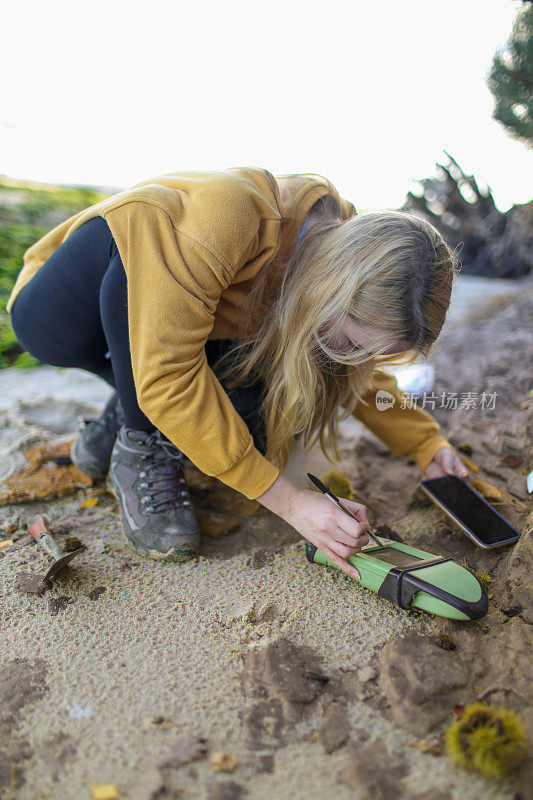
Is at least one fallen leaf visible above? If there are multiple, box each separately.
[497,454,522,468]
[0,539,13,549]
[408,737,444,756]
[79,497,99,509]
[91,784,120,800]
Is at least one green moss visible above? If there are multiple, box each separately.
[459,559,494,596]
[435,632,456,650]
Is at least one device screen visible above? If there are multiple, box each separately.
[370,547,423,568]
[421,475,520,545]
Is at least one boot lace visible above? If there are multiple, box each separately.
[134,430,192,513]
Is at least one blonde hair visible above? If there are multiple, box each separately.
[215,196,461,472]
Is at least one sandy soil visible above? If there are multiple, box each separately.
[0,275,531,800]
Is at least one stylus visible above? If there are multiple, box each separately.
[307,472,385,548]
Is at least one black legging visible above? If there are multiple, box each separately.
[9,216,267,453]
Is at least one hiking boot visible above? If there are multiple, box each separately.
[70,392,125,481]
[105,425,200,562]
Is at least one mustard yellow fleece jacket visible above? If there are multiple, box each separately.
[6,167,452,499]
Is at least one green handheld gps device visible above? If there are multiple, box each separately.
[306,538,489,620]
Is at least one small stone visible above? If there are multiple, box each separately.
[208,779,247,800]
[255,753,274,773]
[317,701,350,754]
[211,751,238,773]
[158,735,209,769]
[48,596,72,615]
[337,738,408,799]
[358,667,377,683]
[91,784,119,800]
[87,586,107,601]
[130,767,163,800]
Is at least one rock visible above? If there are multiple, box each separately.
[241,698,284,752]
[248,548,274,570]
[379,632,480,737]
[241,637,324,724]
[207,779,247,800]
[39,732,77,779]
[87,586,107,601]
[317,699,350,753]
[0,658,49,740]
[337,738,408,799]
[157,735,209,769]
[48,596,72,615]
[358,666,377,683]
[408,485,433,509]
[506,473,528,500]
[131,767,164,800]
[480,618,533,710]
[240,637,331,752]
[254,753,274,773]
[13,572,49,596]
[503,517,532,622]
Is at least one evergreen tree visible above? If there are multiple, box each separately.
[487,1,533,148]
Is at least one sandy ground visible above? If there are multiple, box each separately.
[0,274,531,800]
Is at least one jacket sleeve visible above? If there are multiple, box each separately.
[103,198,281,500]
[347,368,454,473]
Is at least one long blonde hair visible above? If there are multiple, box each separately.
[215,196,461,472]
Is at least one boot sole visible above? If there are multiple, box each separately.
[104,475,200,563]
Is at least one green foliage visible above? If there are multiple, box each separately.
[0,179,107,369]
[487,3,533,147]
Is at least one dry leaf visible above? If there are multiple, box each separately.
[91,785,120,800]
[497,454,522,468]
[0,539,13,549]
[462,457,479,473]
[79,497,99,509]
[408,736,444,756]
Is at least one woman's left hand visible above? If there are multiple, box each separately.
[423,446,470,480]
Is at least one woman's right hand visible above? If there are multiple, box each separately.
[283,488,370,579]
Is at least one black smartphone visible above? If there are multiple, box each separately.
[419,475,521,549]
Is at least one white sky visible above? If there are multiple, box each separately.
[1,0,531,212]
